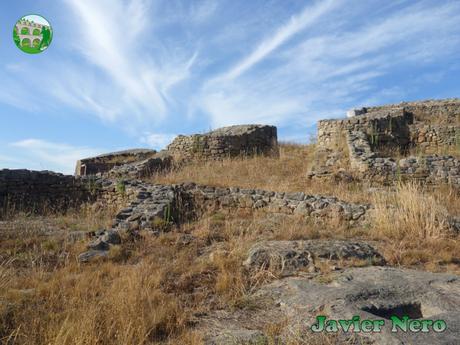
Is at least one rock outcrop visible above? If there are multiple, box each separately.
[202,266,460,345]
[244,240,385,276]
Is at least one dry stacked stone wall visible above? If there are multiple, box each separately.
[79,180,372,261]
[366,98,460,125]
[318,108,412,151]
[74,125,279,179]
[106,151,173,179]
[167,124,278,161]
[318,99,460,152]
[409,124,460,151]
[108,181,369,236]
[313,99,460,187]
[75,149,158,176]
[0,169,98,216]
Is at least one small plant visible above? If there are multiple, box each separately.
[151,218,170,231]
[151,204,174,231]
[395,163,402,182]
[164,203,172,223]
[86,176,100,196]
[419,155,428,171]
[455,131,460,155]
[116,179,126,196]
[191,135,206,155]
[369,123,380,147]
[42,239,58,252]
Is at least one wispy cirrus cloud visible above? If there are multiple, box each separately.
[64,0,197,122]
[221,0,338,81]
[1,0,199,128]
[197,0,460,130]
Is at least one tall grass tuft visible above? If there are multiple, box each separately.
[372,182,448,240]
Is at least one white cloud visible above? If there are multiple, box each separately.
[65,0,167,119]
[198,0,460,128]
[0,0,200,132]
[140,132,176,150]
[9,139,105,174]
[221,0,338,81]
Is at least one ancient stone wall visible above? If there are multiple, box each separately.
[318,99,460,152]
[80,180,372,261]
[75,125,279,178]
[317,109,411,151]
[109,181,369,236]
[312,99,460,188]
[342,126,460,183]
[0,168,159,218]
[409,124,460,152]
[0,169,97,216]
[106,151,172,179]
[397,155,460,185]
[344,131,460,186]
[167,125,278,161]
[2,168,368,234]
[366,98,460,125]
[75,149,157,176]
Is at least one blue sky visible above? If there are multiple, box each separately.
[1,0,460,174]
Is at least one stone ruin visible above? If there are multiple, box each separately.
[2,108,460,345]
[167,124,278,161]
[309,98,460,186]
[75,124,278,179]
[75,149,158,176]
[0,123,374,255]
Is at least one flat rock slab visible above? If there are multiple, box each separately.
[78,249,108,263]
[202,267,460,344]
[244,240,385,276]
[253,266,460,345]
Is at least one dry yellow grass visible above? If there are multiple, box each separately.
[153,143,370,204]
[155,143,312,192]
[371,182,449,240]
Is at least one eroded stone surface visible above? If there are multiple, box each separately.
[252,267,460,345]
[78,249,108,263]
[205,329,266,345]
[201,267,460,345]
[244,240,385,276]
